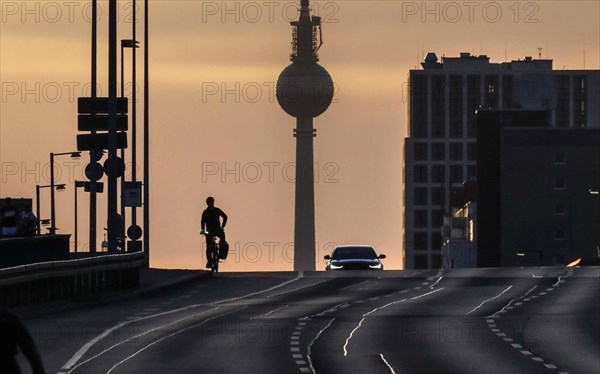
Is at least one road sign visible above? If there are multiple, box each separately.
[77,133,127,151]
[76,181,104,193]
[123,181,142,207]
[85,162,104,181]
[78,97,128,114]
[103,157,125,178]
[78,114,128,131]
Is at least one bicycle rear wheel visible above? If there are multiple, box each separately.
[210,243,219,273]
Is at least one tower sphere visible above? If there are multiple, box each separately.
[276,63,334,118]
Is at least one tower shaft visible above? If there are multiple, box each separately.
[294,117,316,271]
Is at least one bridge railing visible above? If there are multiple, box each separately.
[0,252,145,309]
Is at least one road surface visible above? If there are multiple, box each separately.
[16,267,600,374]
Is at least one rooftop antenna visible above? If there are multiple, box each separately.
[537,47,542,59]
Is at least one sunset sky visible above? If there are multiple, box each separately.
[1,1,599,271]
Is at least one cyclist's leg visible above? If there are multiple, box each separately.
[205,234,213,267]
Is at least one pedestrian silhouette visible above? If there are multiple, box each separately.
[0,310,46,374]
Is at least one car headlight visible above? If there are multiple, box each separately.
[369,263,382,269]
[330,263,344,270]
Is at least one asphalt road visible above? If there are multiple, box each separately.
[16,267,600,374]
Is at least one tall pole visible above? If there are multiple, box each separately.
[49,153,56,235]
[120,42,126,231]
[74,183,78,252]
[132,0,138,245]
[89,0,98,254]
[35,185,41,236]
[143,0,150,266]
[107,0,118,253]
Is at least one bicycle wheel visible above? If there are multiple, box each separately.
[210,243,219,273]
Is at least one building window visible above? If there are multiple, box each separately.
[414,255,428,269]
[467,165,477,181]
[488,83,495,93]
[431,210,443,227]
[414,165,428,183]
[450,165,464,183]
[432,187,444,205]
[555,203,565,215]
[414,143,428,161]
[414,210,428,228]
[432,143,445,161]
[449,143,463,161]
[554,178,565,190]
[467,143,477,161]
[414,233,428,251]
[432,166,446,183]
[432,232,443,249]
[555,229,565,240]
[414,187,428,205]
[554,153,565,165]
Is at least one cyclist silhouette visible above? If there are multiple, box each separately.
[0,310,46,374]
[200,197,228,268]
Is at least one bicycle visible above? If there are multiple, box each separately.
[202,231,220,273]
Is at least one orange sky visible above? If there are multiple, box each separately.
[1,1,599,271]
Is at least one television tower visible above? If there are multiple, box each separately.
[276,0,334,271]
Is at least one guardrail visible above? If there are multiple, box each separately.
[0,252,145,309]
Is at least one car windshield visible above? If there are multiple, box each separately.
[332,247,377,260]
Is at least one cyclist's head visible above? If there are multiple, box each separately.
[206,196,215,206]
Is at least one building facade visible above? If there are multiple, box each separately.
[403,52,600,269]
[500,128,600,266]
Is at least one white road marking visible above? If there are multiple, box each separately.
[429,276,444,289]
[343,288,444,356]
[343,317,365,357]
[267,280,329,299]
[339,280,369,290]
[63,277,301,371]
[106,306,248,374]
[307,318,335,374]
[486,285,536,318]
[467,285,513,315]
[250,304,289,320]
[62,303,214,371]
[380,353,397,374]
[553,276,564,287]
[65,307,219,373]
[511,344,523,349]
[545,364,557,369]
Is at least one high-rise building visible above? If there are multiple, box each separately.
[403,52,600,269]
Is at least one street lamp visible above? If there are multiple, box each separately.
[120,39,139,232]
[50,152,81,235]
[590,188,599,195]
[36,183,66,235]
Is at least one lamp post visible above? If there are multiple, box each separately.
[50,152,81,235]
[120,39,139,237]
[143,0,150,266]
[36,183,66,235]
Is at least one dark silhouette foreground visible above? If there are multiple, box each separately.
[0,310,46,374]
